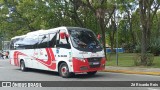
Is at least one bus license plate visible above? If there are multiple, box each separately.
[93,62,99,65]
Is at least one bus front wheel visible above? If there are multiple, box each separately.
[59,62,72,78]
[20,60,26,71]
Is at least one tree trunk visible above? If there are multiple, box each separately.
[127,11,136,47]
[109,20,116,53]
[99,18,107,58]
[110,34,114,53]
[141,26,147,65]
[139,0,148,65]
[138,0,158,65]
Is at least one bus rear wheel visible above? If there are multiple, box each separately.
[59,62,72,78]
[87,71,97,75]
[20,60,26,71]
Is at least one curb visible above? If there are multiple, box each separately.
[102,69,160,76]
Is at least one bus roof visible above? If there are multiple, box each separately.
[66,27,92,32]
[11,26,92,40]
[11,35,26,40]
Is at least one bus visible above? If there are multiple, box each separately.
[9,26,106,78]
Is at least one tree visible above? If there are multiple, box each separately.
[107,17,116,52]
[117,0,137,52]
[77,0,116,57]
[139,0,160,65]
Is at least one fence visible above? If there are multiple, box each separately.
[106,48,124,53]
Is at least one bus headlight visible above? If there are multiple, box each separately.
[74,57,86,62]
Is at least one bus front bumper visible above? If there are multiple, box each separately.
[72,57,106,73]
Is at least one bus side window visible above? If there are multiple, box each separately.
[38,34,49,48]
[49,33,57,48]
[10,41,14,50]
[24,38,37,49]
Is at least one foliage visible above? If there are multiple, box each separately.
[149,38,160,56]
[138,0,160,66]
[135,44,141,53]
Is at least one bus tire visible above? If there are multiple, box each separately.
[87,71,97,75]
[59,62,71,78]
[20,60,26,71]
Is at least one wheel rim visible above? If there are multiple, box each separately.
[61,66,68,76]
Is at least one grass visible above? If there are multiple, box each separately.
[151,56,160,68]
[106,53,160,68]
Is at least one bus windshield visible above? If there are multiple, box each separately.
[68,28,102,52]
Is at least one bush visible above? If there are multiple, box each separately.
[149,38,160,56]
[134,44,141,53]
[133,53,154,66]
[134,38,160,56]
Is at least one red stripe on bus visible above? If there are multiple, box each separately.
[35,48,56,70]
[13,51,18,66]
[13,51,27,66]
[48,48,56,70]
[13,49,56,70]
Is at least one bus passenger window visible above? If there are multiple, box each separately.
[38,34,49,48]
[49,33,57,47]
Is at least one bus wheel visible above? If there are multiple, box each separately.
[20,60,26,71]
[87,71,97,75]
[59,62,71,78]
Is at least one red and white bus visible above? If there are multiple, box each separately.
[9,27,106,78]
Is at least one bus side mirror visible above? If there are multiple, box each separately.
[60,32,65,39]
[60,32,69,39]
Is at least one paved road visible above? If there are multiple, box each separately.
[0,60,160,90]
